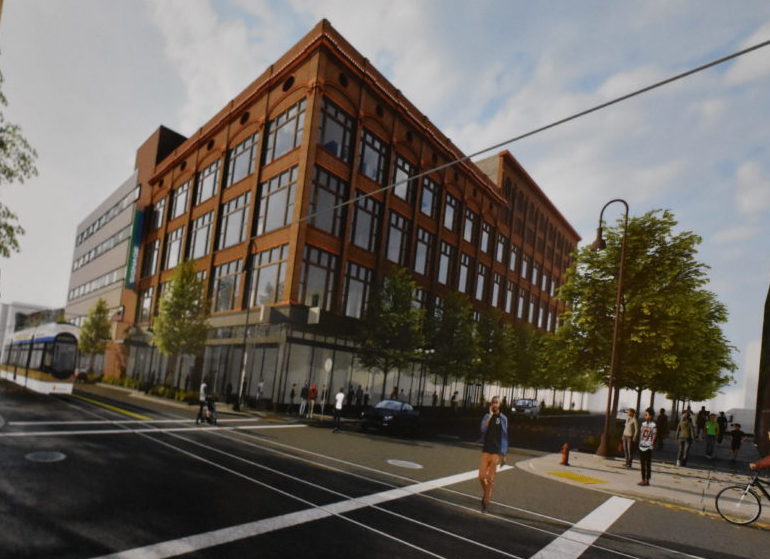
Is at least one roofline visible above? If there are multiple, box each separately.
[497,151,581,241]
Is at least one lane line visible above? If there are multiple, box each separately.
[0,425,306,437]
[68,394,151,420]
[7,418,262,426]
[530,496,635,559]
[92,468,494,559]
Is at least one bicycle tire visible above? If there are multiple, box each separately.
[715,485,762,525]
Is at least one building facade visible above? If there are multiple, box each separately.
[116,20,580,408]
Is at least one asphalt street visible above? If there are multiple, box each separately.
[1,382,768,559]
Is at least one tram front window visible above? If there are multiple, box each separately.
[51,342,77,379]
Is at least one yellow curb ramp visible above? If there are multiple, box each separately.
[547,471,607,484]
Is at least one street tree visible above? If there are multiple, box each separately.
[426,291,477,404]
[357,267,424,400]
[153,260,209,386]
[556,209,735,416]
[78,298,112,374]
[0,68,38,257]
[473,308,514,394]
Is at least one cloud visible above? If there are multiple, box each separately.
[714,223,760,243]
[735,160,770,215]
[723,21,770,87]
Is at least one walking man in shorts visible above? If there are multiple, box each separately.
[479,396,508,513]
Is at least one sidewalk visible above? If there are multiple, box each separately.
[516,449,770,527]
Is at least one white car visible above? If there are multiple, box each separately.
[512,398,539,419]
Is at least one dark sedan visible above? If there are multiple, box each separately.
[360,399,420,434]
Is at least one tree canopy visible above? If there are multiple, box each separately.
[153,260,209,362]
[356,267,424,400]
[555,209,735,408]
[78,298,112,372]
[0,68,38,257]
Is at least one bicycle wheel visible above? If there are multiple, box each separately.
[715,485,762,525]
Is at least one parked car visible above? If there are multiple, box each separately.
[616,408,630,421]
[360,399,420,434]
[511,398,539,419]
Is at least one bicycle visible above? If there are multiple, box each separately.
[715,465,770,525]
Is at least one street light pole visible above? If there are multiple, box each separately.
[234,238,257,412]
[593,198,629,458]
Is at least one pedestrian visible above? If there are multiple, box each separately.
[704,413,719,459]
[622,408,639,468]
[638,408,657,486]
[451,391,459,412]
[308,383,318,418]
[655,408,669,450]
[675,411,695,466]
[696,406,708,439]
[728,423,745,463]
[478,396,508,513]
[355,385,363,410]
[432,391,438,407]
[363,386,370,407]
[333,387,345,432]
[196,379,209,424]
[289,383,297,414]
[347,385,355,411]
[716,411,728,444]
[399,388,406,402]
[299,383,309,416]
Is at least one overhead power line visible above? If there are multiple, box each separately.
[299,38,770,223]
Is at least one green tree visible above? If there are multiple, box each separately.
[473,308,514,394]
[356,267,424,400]
[153,260,209,385]
[78,298,112,374]
[556,209,735,415]
[426,291,477,404]
[0,68,38,258]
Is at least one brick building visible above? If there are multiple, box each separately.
[115,20,580,407]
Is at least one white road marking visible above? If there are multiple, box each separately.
[8,418,262,426]
[530,496,635,559]
[0,424,305,437]
[92,467,507,559]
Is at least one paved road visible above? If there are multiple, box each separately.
[1,382,768,558]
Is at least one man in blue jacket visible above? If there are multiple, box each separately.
[479,395,508,512]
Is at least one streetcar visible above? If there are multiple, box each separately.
[0,322,80,394]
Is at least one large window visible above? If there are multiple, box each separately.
[475,263,489,301]
[360,129,388,184]
[309,166,348,236]
[458,253,472,294]
[218,192,251,249]
[248,245,288,307]
[496,235,507,264]
[170,182,190,219]
[414,228,434,276]
[386,211,410,265]
[264,99,306,164]
[443,193,459,232]
[438,241,455,285]
[188,211,213,260]
[163,227,185,270]
[150,198,166,230]
[521,256,531,282]
[138,287,154,323]
[509,245,519,273]
[420,178,438,218]
[480,222,493,253]
[141,239,160,278]
[226,133,259,187]
[491,273,504,308]
[351,191,381,252]
[195,161,220,206]
[532,264,540,289]
[463,210,477,243]
[257,166,297,234]
[300,246,338,311]
[318,98,354,162]
[505,280,516,314]
[212,260,242,313]
[517,290,527,319]
[392,156,416,201]
[344,262,372,319]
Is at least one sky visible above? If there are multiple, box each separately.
[1,0,769,412]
